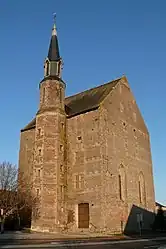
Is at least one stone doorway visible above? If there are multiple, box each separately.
[78,203,89,228]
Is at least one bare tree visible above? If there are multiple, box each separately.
[0,162,38,232]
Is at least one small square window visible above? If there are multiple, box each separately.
[77,136,82,141]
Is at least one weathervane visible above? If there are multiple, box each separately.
[53,12,56,24]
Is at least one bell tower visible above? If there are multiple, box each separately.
[44,21,63,79]
[32,16,67,232]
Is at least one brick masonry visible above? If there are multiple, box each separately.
[18,76,155,234]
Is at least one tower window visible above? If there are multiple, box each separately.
[57,61,61,77]
[38,128,41,136]
[37,169,40,177]
[60,164,64,173]
[42,88,45,104]
[60,185,64,197]
[46,60,49,76]
[60,144,63,152]
[38,149,41,156]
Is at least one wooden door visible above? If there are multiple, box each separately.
[78,203,89,228]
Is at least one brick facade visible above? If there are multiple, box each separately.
[18,23,155,234]
[19,76,155,234]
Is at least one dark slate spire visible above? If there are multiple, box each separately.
[48,23,60,61]
[44,16,63,79]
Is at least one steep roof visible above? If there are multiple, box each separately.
[48,33,60,61]
[21,118,36,132]
[21,77,121,132]
[65,78,120,117]
[48,24,60,61]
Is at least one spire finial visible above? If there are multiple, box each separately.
[52,12,57,36]
[53,12,56,26]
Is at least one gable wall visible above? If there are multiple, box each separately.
[18,129,35,186]
[99,78,155,233]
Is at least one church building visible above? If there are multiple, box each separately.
[18,20,155,234]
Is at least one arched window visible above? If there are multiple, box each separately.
[138,172,146,205]
[118,174,122,200]
[118,165,127,201]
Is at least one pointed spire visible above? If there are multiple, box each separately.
[44,14,63,79]
[48,14,60,61]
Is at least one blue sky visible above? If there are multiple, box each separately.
[0,0,165,204]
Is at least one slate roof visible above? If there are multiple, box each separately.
[48,33,60,61]
[21,118,36,131]
[21,77,121,132]
[65,78,120,117]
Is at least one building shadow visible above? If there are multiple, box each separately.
[124,204,166,236]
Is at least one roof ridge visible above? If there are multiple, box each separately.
[65,76,122,101]
[21,76,124,131]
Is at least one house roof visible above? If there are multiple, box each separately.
[156,202,166,208]
[21,77,122,132]
[21,118,36,131]
[65,78,120,117]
